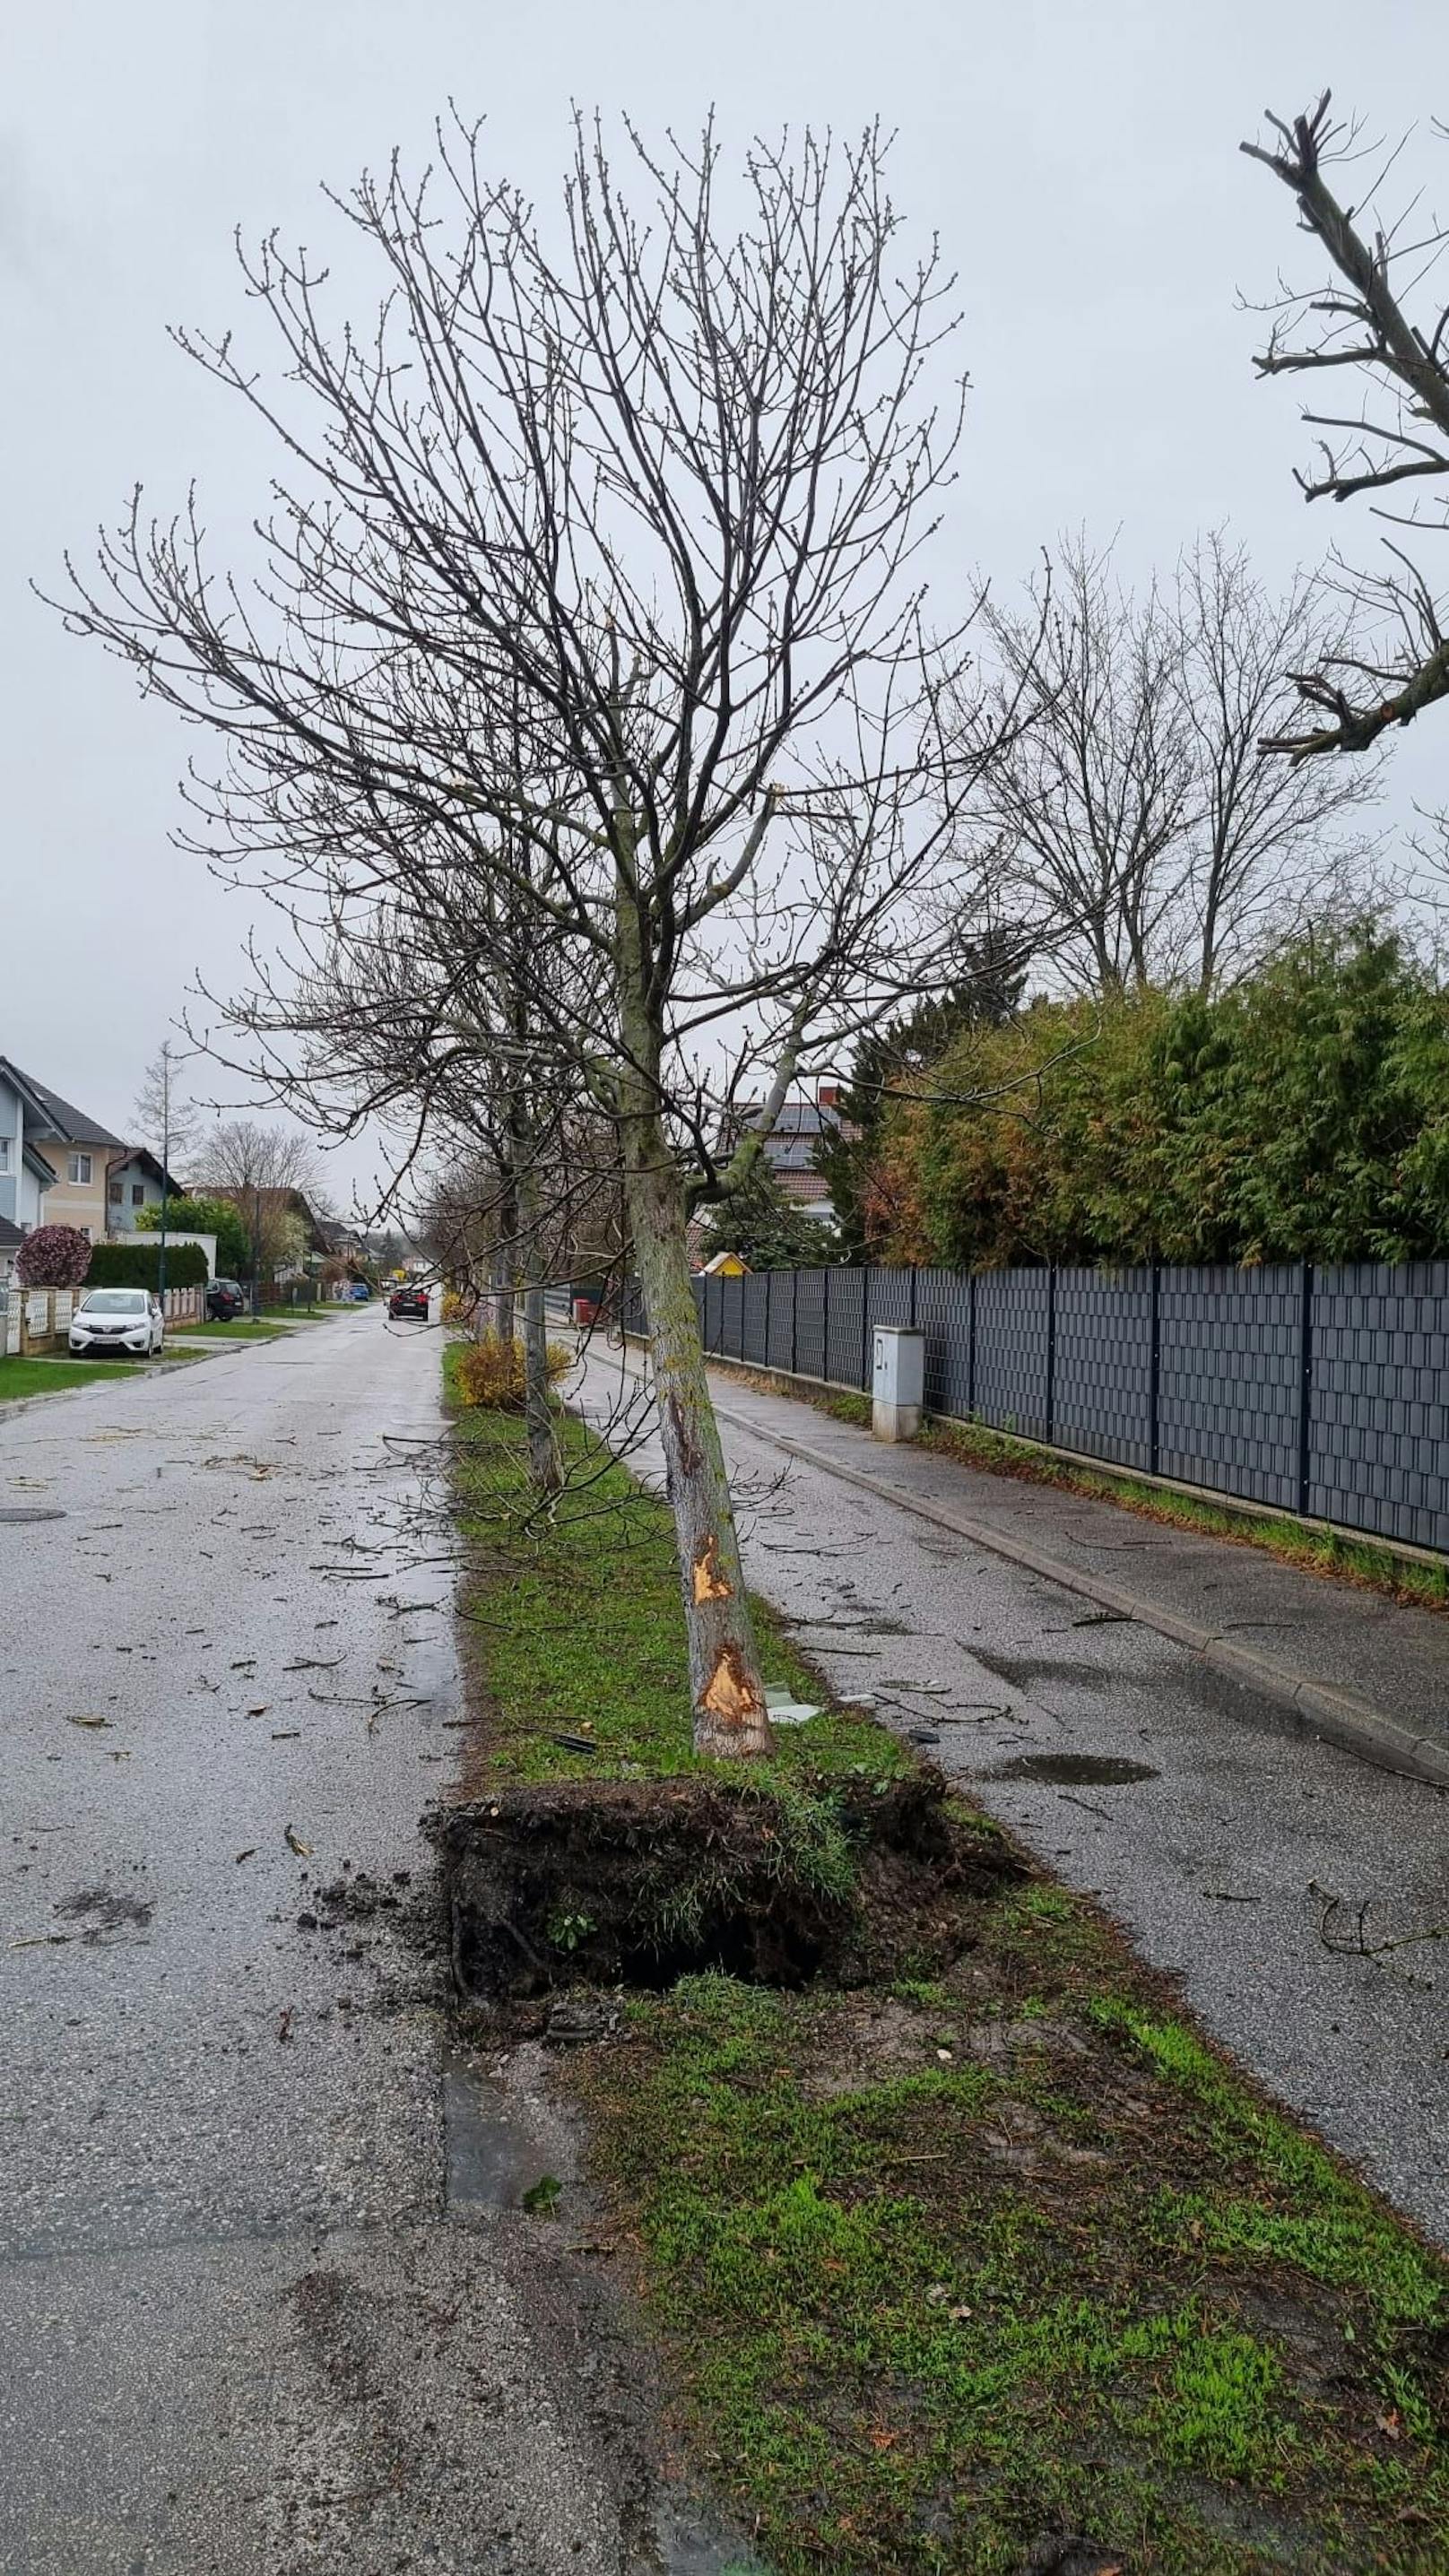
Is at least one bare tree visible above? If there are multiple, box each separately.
[54,115,1013,1757]
[1174,533,1381,984]
[188,1117,327,1282]
[959,533,1378,992]
[133,1042,202,1170]
[1240,92,1449,759]
[962,539,1195,993]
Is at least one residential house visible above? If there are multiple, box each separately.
[212,1186,333,1281]
[0,1067,126,1246]
[105,1146,187,1235]
[725,1088,851,1220]
[0,1062,58,1282]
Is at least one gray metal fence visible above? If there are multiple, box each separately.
[671,1260,1449,1556]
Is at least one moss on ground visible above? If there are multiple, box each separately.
[445,1347,1449,2572]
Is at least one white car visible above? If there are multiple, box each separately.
[68,1288,165,1358]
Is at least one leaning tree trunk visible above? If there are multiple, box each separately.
[620,1115,774,1760]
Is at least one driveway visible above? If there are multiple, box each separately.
[0,1318,663,2574]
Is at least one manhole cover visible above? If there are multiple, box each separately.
[993,1753,1159,1787]
[0,1507,66,1524]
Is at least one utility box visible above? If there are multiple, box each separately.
[872,1325,924,1443]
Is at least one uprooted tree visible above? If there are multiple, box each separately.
[1241,92,1449,759]
[55,113,1020,1756]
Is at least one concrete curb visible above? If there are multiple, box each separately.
[706,1393,1449,1796]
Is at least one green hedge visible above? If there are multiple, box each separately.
[85,1240,209,1291]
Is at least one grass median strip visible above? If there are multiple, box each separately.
[446,1354,1449,2573]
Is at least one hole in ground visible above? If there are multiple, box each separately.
[426,1773,1022,2005]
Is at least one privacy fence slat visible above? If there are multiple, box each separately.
[673,1258,1449,1556]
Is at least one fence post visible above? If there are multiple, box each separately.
[909,1268,917,1329]
[763,1268,772,1371]
[861,1269,871,1391]
[1297,1259,1314,1517]
[967,1271,977,1416]
[1149,1263,1161,1477]
[822,1265,831,1385]
[1046,1266,1057,1443]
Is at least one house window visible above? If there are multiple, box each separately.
[108,1180,123,1205]
[132,1184,145,1207]
[0,1136,9,1169]
[68,1153,92,1185]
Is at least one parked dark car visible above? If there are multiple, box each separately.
[206,1278,247,1321]
[387,1283,430,1321]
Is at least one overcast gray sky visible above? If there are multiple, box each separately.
[3,1,1446,1209]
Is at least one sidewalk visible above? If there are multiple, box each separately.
[698,1366,1449,1789]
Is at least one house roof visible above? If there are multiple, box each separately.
[108,1145,185,1193]
[5,1065,126,1149]
[0,1217,23,1252]
[777,1169,834,1207]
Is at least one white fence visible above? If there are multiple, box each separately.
[0,1281,200,1357]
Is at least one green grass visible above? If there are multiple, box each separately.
[166,1316,292,1340]
[581,1970,1449,2572]
[446,1343,900,1791]
[0,1354,172,1400]
[446,1346,1449,2572]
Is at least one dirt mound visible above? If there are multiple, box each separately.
[426,1768,1021,2003]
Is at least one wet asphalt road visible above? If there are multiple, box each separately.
[0,1319,664,2576]
[574,1346,1449,2250]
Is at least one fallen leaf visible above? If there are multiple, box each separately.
[284,1825,313,1858]
[277,2008,294,2043]
[235,1849,257,1864]
[65,1713,110,1730]
[246,1705,270,1717]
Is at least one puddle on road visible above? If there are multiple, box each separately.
[992,1753,1160,1787]
[442,2049,552,2213]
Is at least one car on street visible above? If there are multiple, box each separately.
[68,1288,165,1358]
[387,1283,430,1320]
[205,1279,247,1320]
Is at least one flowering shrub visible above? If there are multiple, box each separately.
[15,1225,93,1288]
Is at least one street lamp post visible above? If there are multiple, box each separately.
[158,1042,171,1315]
